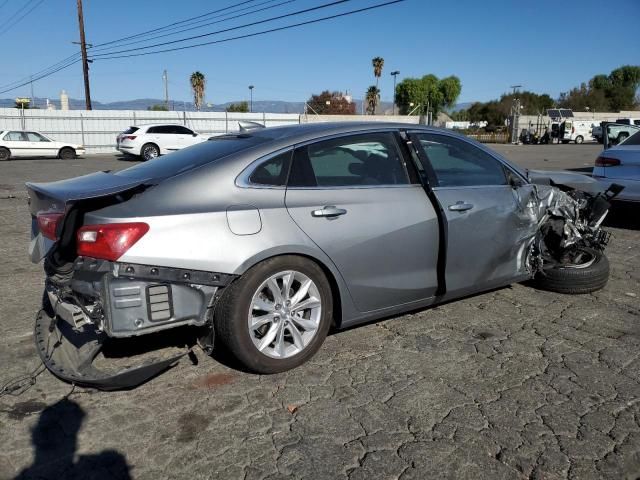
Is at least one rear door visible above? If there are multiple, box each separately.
[410,131,535,298]
[285,131,440,313]
[2,131,30,157]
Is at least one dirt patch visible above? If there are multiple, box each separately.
[191,372,235,389]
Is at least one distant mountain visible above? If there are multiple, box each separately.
[447,102,474,112]
[0,96,398,114]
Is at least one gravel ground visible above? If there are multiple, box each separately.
[1,144,639,480]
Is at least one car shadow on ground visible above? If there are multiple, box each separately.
[605,201,640,231]
[114,153,141,162]
[13,399,132,480]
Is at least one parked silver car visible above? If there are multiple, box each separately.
[27,122,621,389]
[593,123,640,202]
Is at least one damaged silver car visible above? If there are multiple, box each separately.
[26,122,623,389]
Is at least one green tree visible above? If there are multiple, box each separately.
[365,86,380,115]
[559,65,640,111]
[371,57,384,113]
[226,101,249,112]
[396,74,461,116]
[147,104,168,111]
[189,71,206,111]
[306,91,355,115]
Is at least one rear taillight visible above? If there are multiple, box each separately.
[77,222,149,261]
[595,156,621,167]
[37,212,64,240]
[122,135,137,141]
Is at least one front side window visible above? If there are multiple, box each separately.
[174,126,194,135]
[26,132,49,142]
[249,151,291,186]
[289,132,408,187]
[4,131,27,141]
[414,133,507,187]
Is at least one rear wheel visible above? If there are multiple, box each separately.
[141,143,160,161]
[575,135,584,144]
[59,147,76,160]
[215,255,333,373]
[532,247,609,294]
[0,147,10,161]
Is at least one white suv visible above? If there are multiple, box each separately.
[116,124,207,160]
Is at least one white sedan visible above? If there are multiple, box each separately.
[0,130,85,161]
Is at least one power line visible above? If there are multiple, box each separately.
[96,0,405,60]
[0,53,79,90]
[89,0,296,54]
[0,59,80,95]
[93,0,259,48]
[0,0,43,36]
[0,0,10,11]
[91,0,354,58]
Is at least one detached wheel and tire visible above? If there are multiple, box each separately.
[215,255,333,373]
[141,143,160,161]
[0,147,11,161]
[59,147,76,160]
[533,247,609,294]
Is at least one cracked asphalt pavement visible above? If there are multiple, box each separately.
[1,144,639,479]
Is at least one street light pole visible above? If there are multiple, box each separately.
[163,70,169,110]
[248,85,254,113]
[390,71,399,115]
[76,0,92,110]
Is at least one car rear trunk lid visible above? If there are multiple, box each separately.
[26,171,152,262]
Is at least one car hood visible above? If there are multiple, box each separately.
[528,169,604,195]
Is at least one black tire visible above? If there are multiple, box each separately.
[59,147,76,160]
[215,255,333,374]
[532,247,609,294]
[575,135,584,144]
[141,143,160,161]
[0,147,10,161]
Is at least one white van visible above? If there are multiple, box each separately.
[561,120,596,144]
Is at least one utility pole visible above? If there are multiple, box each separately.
[30,75,35,109]
[163,70,169,110]
[76,0,92,110]
[509,85,522,144]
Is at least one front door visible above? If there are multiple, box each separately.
[411,132,536,298]
[25,132,57,157]
[285,131,440,313]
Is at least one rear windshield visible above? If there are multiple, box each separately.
[621,130,640,145]
[122,126,139,134]
[114,135,267,180]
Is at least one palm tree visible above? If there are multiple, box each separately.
[365,86,380,115]
[372,56,385,86]
[190,71,206,111]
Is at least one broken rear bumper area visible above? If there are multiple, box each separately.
[36,260,235,390]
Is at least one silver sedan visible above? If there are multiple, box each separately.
[26,122,621,389]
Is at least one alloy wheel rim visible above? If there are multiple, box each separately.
[143,147,158,160]
[248,270,322,359]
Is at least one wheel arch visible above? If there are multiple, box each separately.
[233,247,348,328]
[58,146,75,157]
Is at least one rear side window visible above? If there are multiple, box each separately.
[122,126,139,134]
[289,132,408,187]
[249,151,291,186]
[415,133,507,187]
[4,131,27,141]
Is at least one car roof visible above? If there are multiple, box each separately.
[245,121,438,144]
[134,123,191,128]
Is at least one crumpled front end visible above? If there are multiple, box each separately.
[527,182,622,273]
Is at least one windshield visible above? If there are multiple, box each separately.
[115,135,267,180]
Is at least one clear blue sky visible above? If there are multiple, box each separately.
[1,0,639,105]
